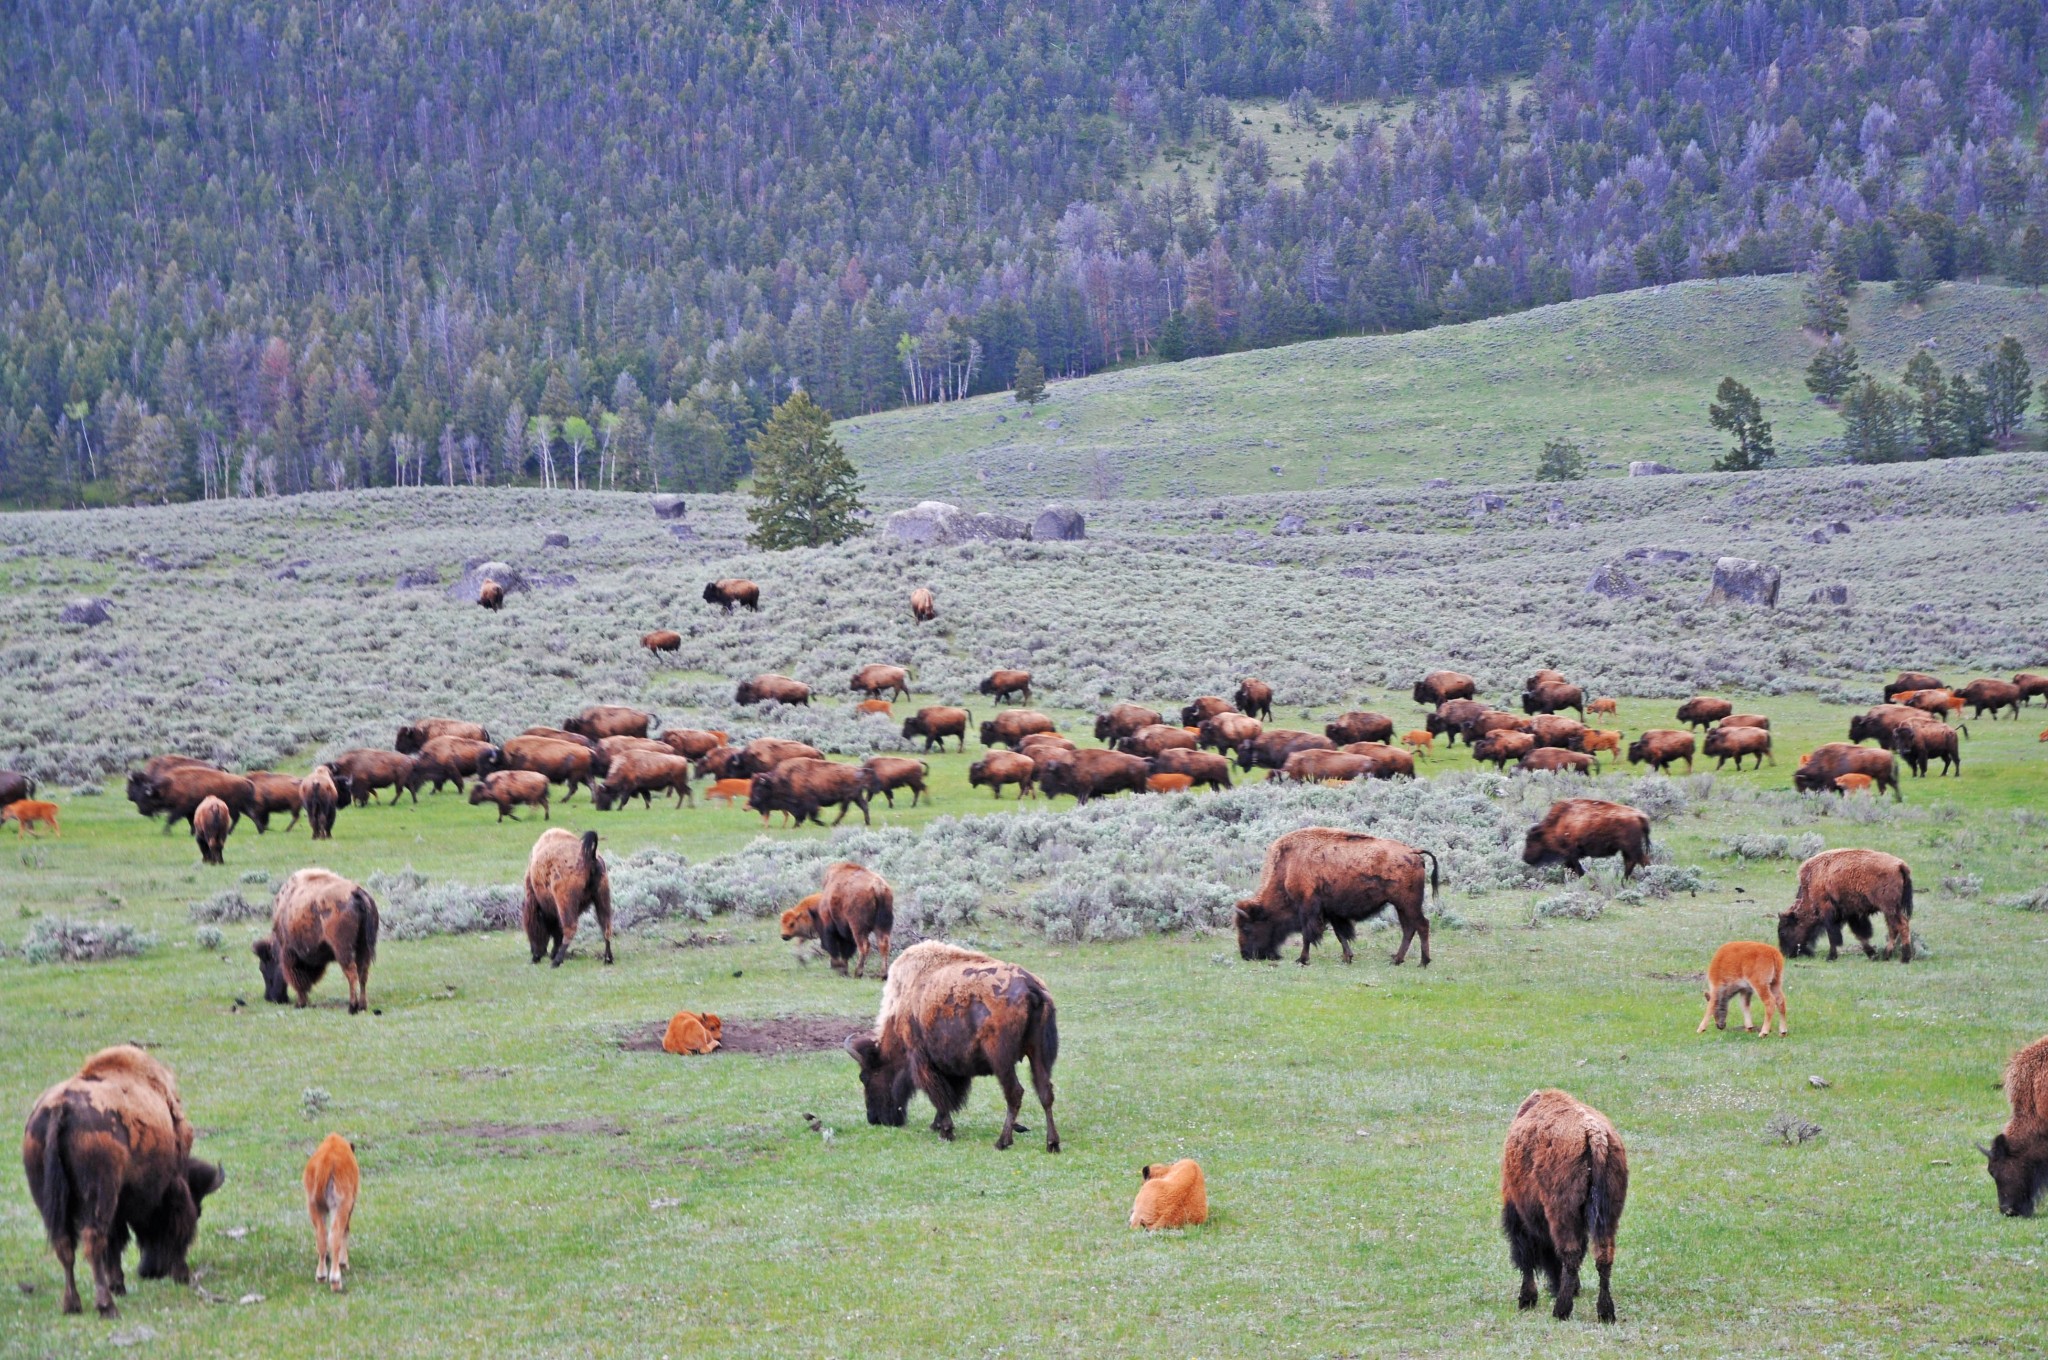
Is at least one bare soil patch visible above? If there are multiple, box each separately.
[615,1014,866,1056]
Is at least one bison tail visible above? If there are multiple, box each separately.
[37,1100,70,1245]
[1898,864,1914,920]
[579,829,601,877]
[1031,984,1060,1069]
[1585,1128,1617,1246]
[1418,849,1441,902]
[354,888,380,964]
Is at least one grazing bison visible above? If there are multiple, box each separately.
[968,751,1038,800]
[845,941,1060,1151]
[1794,743,1902,801]
[1626,729,1695,774]
[658,728,727,761]
[1676,696,1733,729]
[1095,703,1164,744]
[501,736,600,802]
[410,737,503,794]
[1522,682,1586,717]
[1983,1035,2048,1217]
[126,763,255,831]
[641,629,682,663]
[564,705,654,740]
[2014,673,2048,707]
[1325,711,1395,745]
[245,771,305,832]
[1697,941,1788,1038]
[1197,711,1262,752]
[1235,828,1438,966]
[1035,748,1151,804]
[598,735,671,758]
[909,587,936,623]
[1529,715,1589,750]
[1473,730,1538,769]
[1181,695,1234,726]
[703,578,760,612]
[1501,1089,1627,1323]
[1522,799,1653,879]
[468,770,551,821]
[850,664,912,700]
[303,1133,359,1292]
[192,796,232,865]
[1518,749,1597,776]
[592,750,695,810]
[1130,1159,1207,1230]
[1778,847,1914,962]
[254,868,380,1012]
[748,758,874,826]
[523,828,613,966]
[1414,670,1478,707]
[781,862,894,977]
[300,766,340,840]
[1703,725,1773,770]
[394,718,489,754]
[1426,698,1490,746]
[735,673,810,707]
[478,580,504,611]
[1884,671,1944,700]
[21,1046,224,1317]
[1147,747,1233,790]
[328,749,419,806]
[862,756,930,808]
[1119,724,1197,757]
[1895,720,1962,777]
[903,705,972,753]
[981,710,1057,749]
[979,670,1033,704]
[1961,678,2024,720]
[0,769,35,805]
[1234,728,1333,773]
[1233,678,1274,721]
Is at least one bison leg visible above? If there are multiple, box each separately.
[1026,1049,1060,1153]
[1824,920,1845,961]
[1882,914,1913,963]
[993,1063,1027,1151]
[1772,981,1790,1035]
[852,937,871,978]
[1564,856,1586,877]
[1736,989,1755,1032]
[80,1226,118,1317]
[311,1196,331,1282]
[1330,917,1357,965]
[1594,1250,1616,1323]
[1390,902,1430,966]
[1845,914,1876,959]
[1697,990,1719,1034]
[594,899,615,966]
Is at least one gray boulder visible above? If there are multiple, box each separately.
[1629,460,1678,476]
[445,560,529,602]
[1031,505,1086,541]
[1274,513,1307,537]
[59,597,113,626]
[1585,563,1642,599]
[543,532,571,548]
[1468,491,1506,518]
[1423,477,1452,490]
[650,495,688,520]
[1807,584,1850,606]
[1703,556,1781,608]
[883,501,1030,546]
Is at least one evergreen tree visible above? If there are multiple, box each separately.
[1805,340,1861,402]
[1801,265,1850,336]
[2012,224,2048,291]
[1153,312,1189,363]
[1708,378,1774,471]
[1534,439,1587,482]
[1012,348,1047,405]
[745,391,864,550]
[1979,337,2031,441]
[1902,349,1945,455]
[1932,373,1988,458]
[1840,379,1915,464]
[1893,234,1937,304]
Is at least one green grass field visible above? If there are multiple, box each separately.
[5,691,2045,1357]
[837,276,2048,499]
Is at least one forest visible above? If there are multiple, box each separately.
[0,0,2043,505]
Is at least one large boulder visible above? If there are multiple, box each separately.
[883,501,1029,546]
[59,597,113,626]
[1702,556,1780,608]
[1629,460,1678,476]
[1031,505,1086,541]
[1807,583,1850,606]
[445,560,529,602]
[650,495,688,520]
[1273,513,1307,537]
[1468,491,1506,519]
[1585,563,1641,599]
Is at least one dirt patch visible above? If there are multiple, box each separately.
[437,1117,627,1142]
[615,1014,866,1056]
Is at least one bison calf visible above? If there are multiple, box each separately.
[1130,1159,1207,1230]
[303,1134,359,1291]
[1697,941,1788,1037]
[1501,1089,1627,1323]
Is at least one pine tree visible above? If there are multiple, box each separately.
[2012,224,2048,291]
[1893,234,1936,304]
[1840,379,1915,464]
[1153,312,1189,363]
[745,391,864,550]
[1012,348,1047,405]
[1805,340,1861,402]
[1708,377,1774,471]
[1534,439,1587,482]
[1801,265,1850,336]
[1932,373,1988,458]
[1978,336,2031,441]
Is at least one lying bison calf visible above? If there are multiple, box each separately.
[1501,1089,1627,1323]
[1777,847,1914,963]
[1235,827,1438,966]
[254,869,380,1013]
[468,770,551,821]
[1522,799,1652,879]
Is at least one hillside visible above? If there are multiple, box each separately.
[838,277,2048,498]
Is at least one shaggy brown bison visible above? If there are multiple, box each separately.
[1778,847,1914,962]
[245,771,304,832]
[968,751,1038,799]
[1094,702,1164,744]
[1234,728,1332,773]
[979,669,1033,704]
[1848,703,1941,749]
[909,586,936,622]
[846,941,1060,1151]
[1522,682,1586,717]
[254,868,379,1012]
[1197,711,1262,752]
[1703,725,1773,770]
[1277,749,1381,783]
[598,735,671,758]
[592,750,695,810]
[501,736,600,801]
[1462,709,1534,743]
[735,737,829,776]
[1035,748,1150,804]
[1147,748,1233,790]
[782,862,894,977]
[1626,729,1695,774]
[1525,668,1568,689]
[2015,673,2048,707]
[735,673,810,707]
[1895,720,1962,777]
[850,664,912,700]
[1529,715,1589,750]
[1017,732,1078,759]
[300,766,340,840]
[1473,730,1538,769]
[1675,696,1733,729]
[1235,828,1438,966]
[1522,799,1653,879]
[703,578,760,612]
[1501,1089,1627,1323]
[658,727,728,761]
[0,769,35,805]
[1233,678,1274,721]
[1338,742,1418,779]
[641,629,682,662]
[1425,698,1489,745]
[1884,671,1944,699]
[692,745,745,780]
[903,705,972,753]
[1119,724,1197,757]
[1718,713,1770,730]
[1983,1035,2048,1217]
[1325,711,1395,745]
[328,749,419,806]
[523,828,612,965]
[21,1046,223,1316]
[862,756,930,807]
[409,737,503,794]
[468,769,552,821]
[563,705,654,740]
[1413,670,1478,707]
[981,710,1057,748]
[1961,678,2024,720]
[747,758,874,825]
[125,763,254,831]
[520,726,608,761]
[478,579,504,611]
[191,796,232,865]
[1518,749,1597,776]
[1181,695,1234,726]
[394,718,489,754]
[1794,743,1901,801]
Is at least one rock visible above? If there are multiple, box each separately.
[59,597,113,626]
[543,532,571,548]
[1628,460,1678,476]
[1031,505,1086,541]
[444,560,528,602]
[1423,477,1452,490]
[883,501,1030,546]
[1208,506,1226,520]
[1807,584,1850,605]
[1273,513,1307,536]
[1703,556,1781,608]
[135,552,173,572]
[667,522,698,541]
[272,559,310,581]
[394,567,441,590]
[1829,521,1850,534]
[1803,527,1833,545]
[1468,491,1506,518]
[1545,497,1570,527]
[1042,418,1061,430]
[1585,563,1642,599]
[650,495,688,520]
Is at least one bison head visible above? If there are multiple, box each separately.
[977,677,998,695]
[735,682,760,706]
[1776,910,1819,959]
[466,782,489,805]
[592,783,618,811]
[1982,1134,2044,1217]
[394,725,426,754]
[135,1158,224,1283]
[702,582,723,604]
[846,1035,912,1126]
[476,745,505,776]
[1234,900,1290,961]
[1520,828,1560,869]
[780,900,819,941]
[978,721,999,747]
[252,936,290,1004]
[900,716,925,741]
[126,771,163,816]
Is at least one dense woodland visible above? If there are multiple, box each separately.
[1,0,2044,505]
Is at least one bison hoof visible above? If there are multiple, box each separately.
[61,1295,82,1315]
[1597,1299,1616,1324]
[96,1300,119,1318]
[1552,1298,1574,1321]
[1518,1288,1538,1311]
[1046,1138,1061,1153]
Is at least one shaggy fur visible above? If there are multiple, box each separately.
[658,728,728,761]
[1501,1089,1627,1323]
[1522,798,1653,879]
[468,770,552,821]
[500,736,599,802]
[1473,730,1538,769]
[1884,671,1945,699]
[1522,681,1586,716]
[300,766,341,839]
[1233,677,1274,721]
[563,705,655,739]
[1795,743,1903,801]
[1148,747,1234,790]
[1703,724,1773,770]
[1518,749,1596,776]
[1235,827,1438,966]
[783,862,895,977]
[1197,711,1262,752]
[592,750,694,811]
[408,737,502,794]
[1324,711,1395,745]
[1984,1035,2048,1217]
[1697,942,1788,1037]
[328,749,419,806]
[641,629,682,662]
[394,718,490,754]
[861,756,930,807]
[1035,748,1151,804]
[1130,1159,1208,1230]
[1412,670,1477,707]
[1676,696,1734,729]
[478,579,504,611]
[979,669,1033,704]
[522,828,613,966]
[1094,703,1164,744]
[1626,729,1696,773]
[1180,695,1234,726]
[303,1134,359,1291]
[968,751,1038,800]
[1119,724,1198,757]
[254,868,380,1012]
[909,587,936,622]
[1778,848,1914,963]
[1233,728,1333,773]
[979,710,1057,749]
[243,772,303,832]
[747,758,873,827]
[191,795,232,865]
[850,664,912,700]
[734,673,810,706]
[903,705,972,753]
[702,577,760,612]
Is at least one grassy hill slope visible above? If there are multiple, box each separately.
[837,277,2048,499]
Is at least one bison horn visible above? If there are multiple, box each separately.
[1976,1141,1995,1159]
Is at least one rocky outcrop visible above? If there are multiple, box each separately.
[1585,563,1642,599]
[1031,505,1086,541]
[1628,460,1678,476]
[1702,556,1780,607]
[650,495,688,520]
[59,597,113,626]
[883,501,1030,545]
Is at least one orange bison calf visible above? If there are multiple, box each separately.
[303,1133,359,1292]
[1697,942,1788,1037]
[1522,798,1653,879]
[1983,1035,2048,1217]
[661,1011,723,1055]
[781,862,895,977]
[523,828,614,966]
[703,777,752,806]
[1501,1089,1627,1323]
[1778,847,1914,963]
[1235,827,1438,967]
[1130,1159,1207,1230]
[254,868,381,1013]
[846,941,1060,1151]
[4,798,60,835]
[21,1046,224,1317]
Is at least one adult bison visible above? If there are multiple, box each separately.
[1884,671,1944,700]
[409,737,503,794]
[394,718,489,754]
[1522,799,1652,879]
[781,862,894,977]
[191,796,233,866]
[21,1046,224,1317]
[1119,724,1197,758]
[2015,673,2048,707]
[846,941,1060,1151]
[747,758,874,826]
[1778,848,1914,963]
[1181,695,1234,726]
[1094,703,1163,744]
[703,578,760,612]
[909,587,937,623]
[521,726,608,761]
[1522,682,1586,717]
[1501,1089,1627,1323]
[253,868,380,1013]
[1518,749,1597,776]
[1703,725,1772,770]
[862,756,930,808]
[1234,728,1332,773]
[1528,715,1589,750]
[1197,711,1261,752]
[1983,1035,2048,1217]
[1718,713,1770,730]
[980,710,1056,749]
[1848,704,1940,749]
[1,768,35,806]
[1895,720,1962,777]
[641,629,682,663]
[1460,709,1533,744]
[730,738,825,776]
[592,750,695,810]
[1233,678,1274,721]
[1795,743,1901,801]
[1426,698,1489,746]
[301,766,341,840]
[327,749,419,806]
[563,705,654,740]
[1035,748,1150,805]
[501,736,600,802]
[658,728,728,761]
[1525,669,1568,689]
[1017,732,1077,759]
[735,673,810,707]
[1147,748,1233,790]
[1675,696,1733,729]
[1960,678,2024,720]
[245,772,305,832]
[1413,670,1477,707]
[979,670,1033,704]
[850,664,912,701]
[523,828,613,966]
[1472,730,1538,769]
[1235,828,1438,966]
[903,706,971,753]
[1278,750,1388,784]
[1325,711,1395,745]
[468,770,552,821]
[968,751,1037,800]
[1337,742,1417,779]
[125,763,254,831]
[1626,730,1695,774]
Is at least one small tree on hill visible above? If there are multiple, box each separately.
[1805,340,1861,402]
[745,391,865,550]
[1534,439,1587,482]
[2012,224,2048,291]
[1012,348,1047,405]
[1840,378,1915,464]
[1801,264,1851,336]
[1979,336,2032,441]
[1708,377,1775,471]
[1893,233,1937,305]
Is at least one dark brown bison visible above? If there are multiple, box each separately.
[781,862,894,977]
[1277,750,1387,783]
[1181,695,1234,726]
[1518,749,1597,776]
[1703,725,1773,770]
[736,738,828,776]
[981,710,1056,748]
[1119,724,1197,757]
[1325,711,1395,745]
[735,673,810,707]
[394,718,489,754]
[21,1046,223,1316]
[1235,827,1437,966]
[862,756,930,807]
[1337,742,1418,779]
[592,750,695,810]
[253,868,379,1012]
[968,751,1038,799]
[1462,709,1534,743]
[409,737,503,794]
[909,587,936,623]
[748,758,873,826]
[191,795,232,865]
[1426,698,1490,746]
[1094,703,1163,744]
[903,705,972,753]
[2014,673,2048,707]
[846,941,1060,1151]
[563,705,654,740]
[1473,730,1538,769]
[125,763,254,831]
[1777,847,1913,962]
[1675,696,1733,729]
[1626,730,1695,774]
[0,768,35,805]
[979,669,1033,704]
[1983,1035,2048,1217]
[703,578,760,612]
[328,749,419,806]
[1529,715,1589,750]
[850,664,912,700]
[478,579,504,611]
[1525,668,1568,689]
[1895,720,1962,777]
[1501,1088,1627,1323]
[468,770,552,821]
[1847,704,1940,749]
[1960,678,2024,720]
[1197,711,1262,751]
[1718,713,1770,730]
[245,771,304,832]
[300,766,340,840]
[1522,682,1585,717]
[1147,747,1233,790]
[1035,748,1151,804]
[1234,728,1333,773]
[523,828,613,965]
[1413,670,1477,707]
[1884,671,1944,699]
[1522,799,1653,878]
[1234,678,1274,721]
[1794,743,1901,801]
[641,629,682,662]
[501,736,600,801]
[658,727,728,761]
